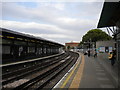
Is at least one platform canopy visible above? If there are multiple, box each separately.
[97,1,120,28]
[1,28,64,47]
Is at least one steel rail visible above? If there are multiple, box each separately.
[2,53,69,88]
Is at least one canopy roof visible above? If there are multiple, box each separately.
[0,28,64,47]
[97,1,120,28]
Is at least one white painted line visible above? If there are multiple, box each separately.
[53,53,81,89]
[53,73,68,89]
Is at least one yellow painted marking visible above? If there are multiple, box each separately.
[60,54,81,88]
[69,54,85,88]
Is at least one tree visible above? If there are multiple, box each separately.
[71,47,74,49]
[67,46,70,50]
[78,41,83,49]
[82,29,112,42]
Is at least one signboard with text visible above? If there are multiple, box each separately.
[99,46,105,53]
[109,47,112,53]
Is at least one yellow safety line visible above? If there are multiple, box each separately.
[60,54,81,88]
[69,54,85,88]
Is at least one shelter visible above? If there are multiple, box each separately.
[0,28,64,63]
[97,1,120,62]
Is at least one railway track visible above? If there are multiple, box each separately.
[2,53,68,85]
[2,51,79,90]
[2,53,65,74]
[2,53,67,79]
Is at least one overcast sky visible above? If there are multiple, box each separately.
[1,0,106,45]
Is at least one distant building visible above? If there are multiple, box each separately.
[65,41,79,51]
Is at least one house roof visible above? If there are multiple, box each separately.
[65,42,79,44]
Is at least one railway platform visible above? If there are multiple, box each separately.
[53,52,118,89]
[1,52,64,67]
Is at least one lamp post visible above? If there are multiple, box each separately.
[88,38,91,50]
[88,38,92,57]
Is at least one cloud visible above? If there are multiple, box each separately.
[22,33,74,39]
[2,3,65,22]
[2,2,102,29]
[57,17,77,23]
[1,0,105,3]
[1,20,79,44]
[54,3,65,10]
[1,2,104,44]
[1,20,74,34]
